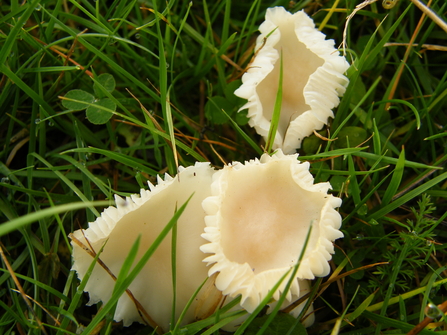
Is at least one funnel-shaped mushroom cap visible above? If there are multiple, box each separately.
[70,163,218,333]
[200,150,343,313]
[235,7,350,154]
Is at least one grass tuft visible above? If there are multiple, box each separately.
[1,0,447,334]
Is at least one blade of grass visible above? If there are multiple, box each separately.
[381,147,405,206]
[0,64,56,118]
[0,201,111,237]
[220,106,263,156]
[170,277,208,334]
[347,154,361,207]
[233,0,261,64]
[41,7,161,102]
[0,0,41,65]
[331,75,382,141]
[331,286,361,335]
[199,311,248,335]
[299,147,368,160]
[56,240,108,335]
[152,0,177,174]
[265,50,283,154]
[375,99,421,130]
[353,151,442,170]
[319,0,341,31]
[62,147,160,176]
[367,171,447,221]
[30,153,100,217]
[335,4,413,127]
[58,155,113,198]
[366,310,436,335]
[174,297,243,335]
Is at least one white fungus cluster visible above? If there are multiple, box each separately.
[70,6,348,334]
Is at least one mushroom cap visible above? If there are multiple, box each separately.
[234,7,350,154]
[200,150,343,313]
[70,162,218,332]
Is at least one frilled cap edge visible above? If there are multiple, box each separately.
[70,162,216,331]
[234,7,350,154]
[200,150,343,313]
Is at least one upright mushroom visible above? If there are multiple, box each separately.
[235,7,350,154]
[70,163,220,333]
[200,150,343,314]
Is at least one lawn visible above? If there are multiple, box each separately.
[1,0,447,334]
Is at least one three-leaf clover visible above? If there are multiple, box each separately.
[61,73,117,125]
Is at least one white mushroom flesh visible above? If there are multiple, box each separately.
[201,150,343,313]
[70,163,218,332]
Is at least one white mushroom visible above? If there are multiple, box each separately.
[235,7,350,154]
[200,150,343,314]
[70,162,220,333]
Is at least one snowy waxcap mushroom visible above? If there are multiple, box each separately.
[200,150,343,313]
[235,7,350,154]
[70,163,220,333]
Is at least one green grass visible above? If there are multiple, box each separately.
[1,0,447,334]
